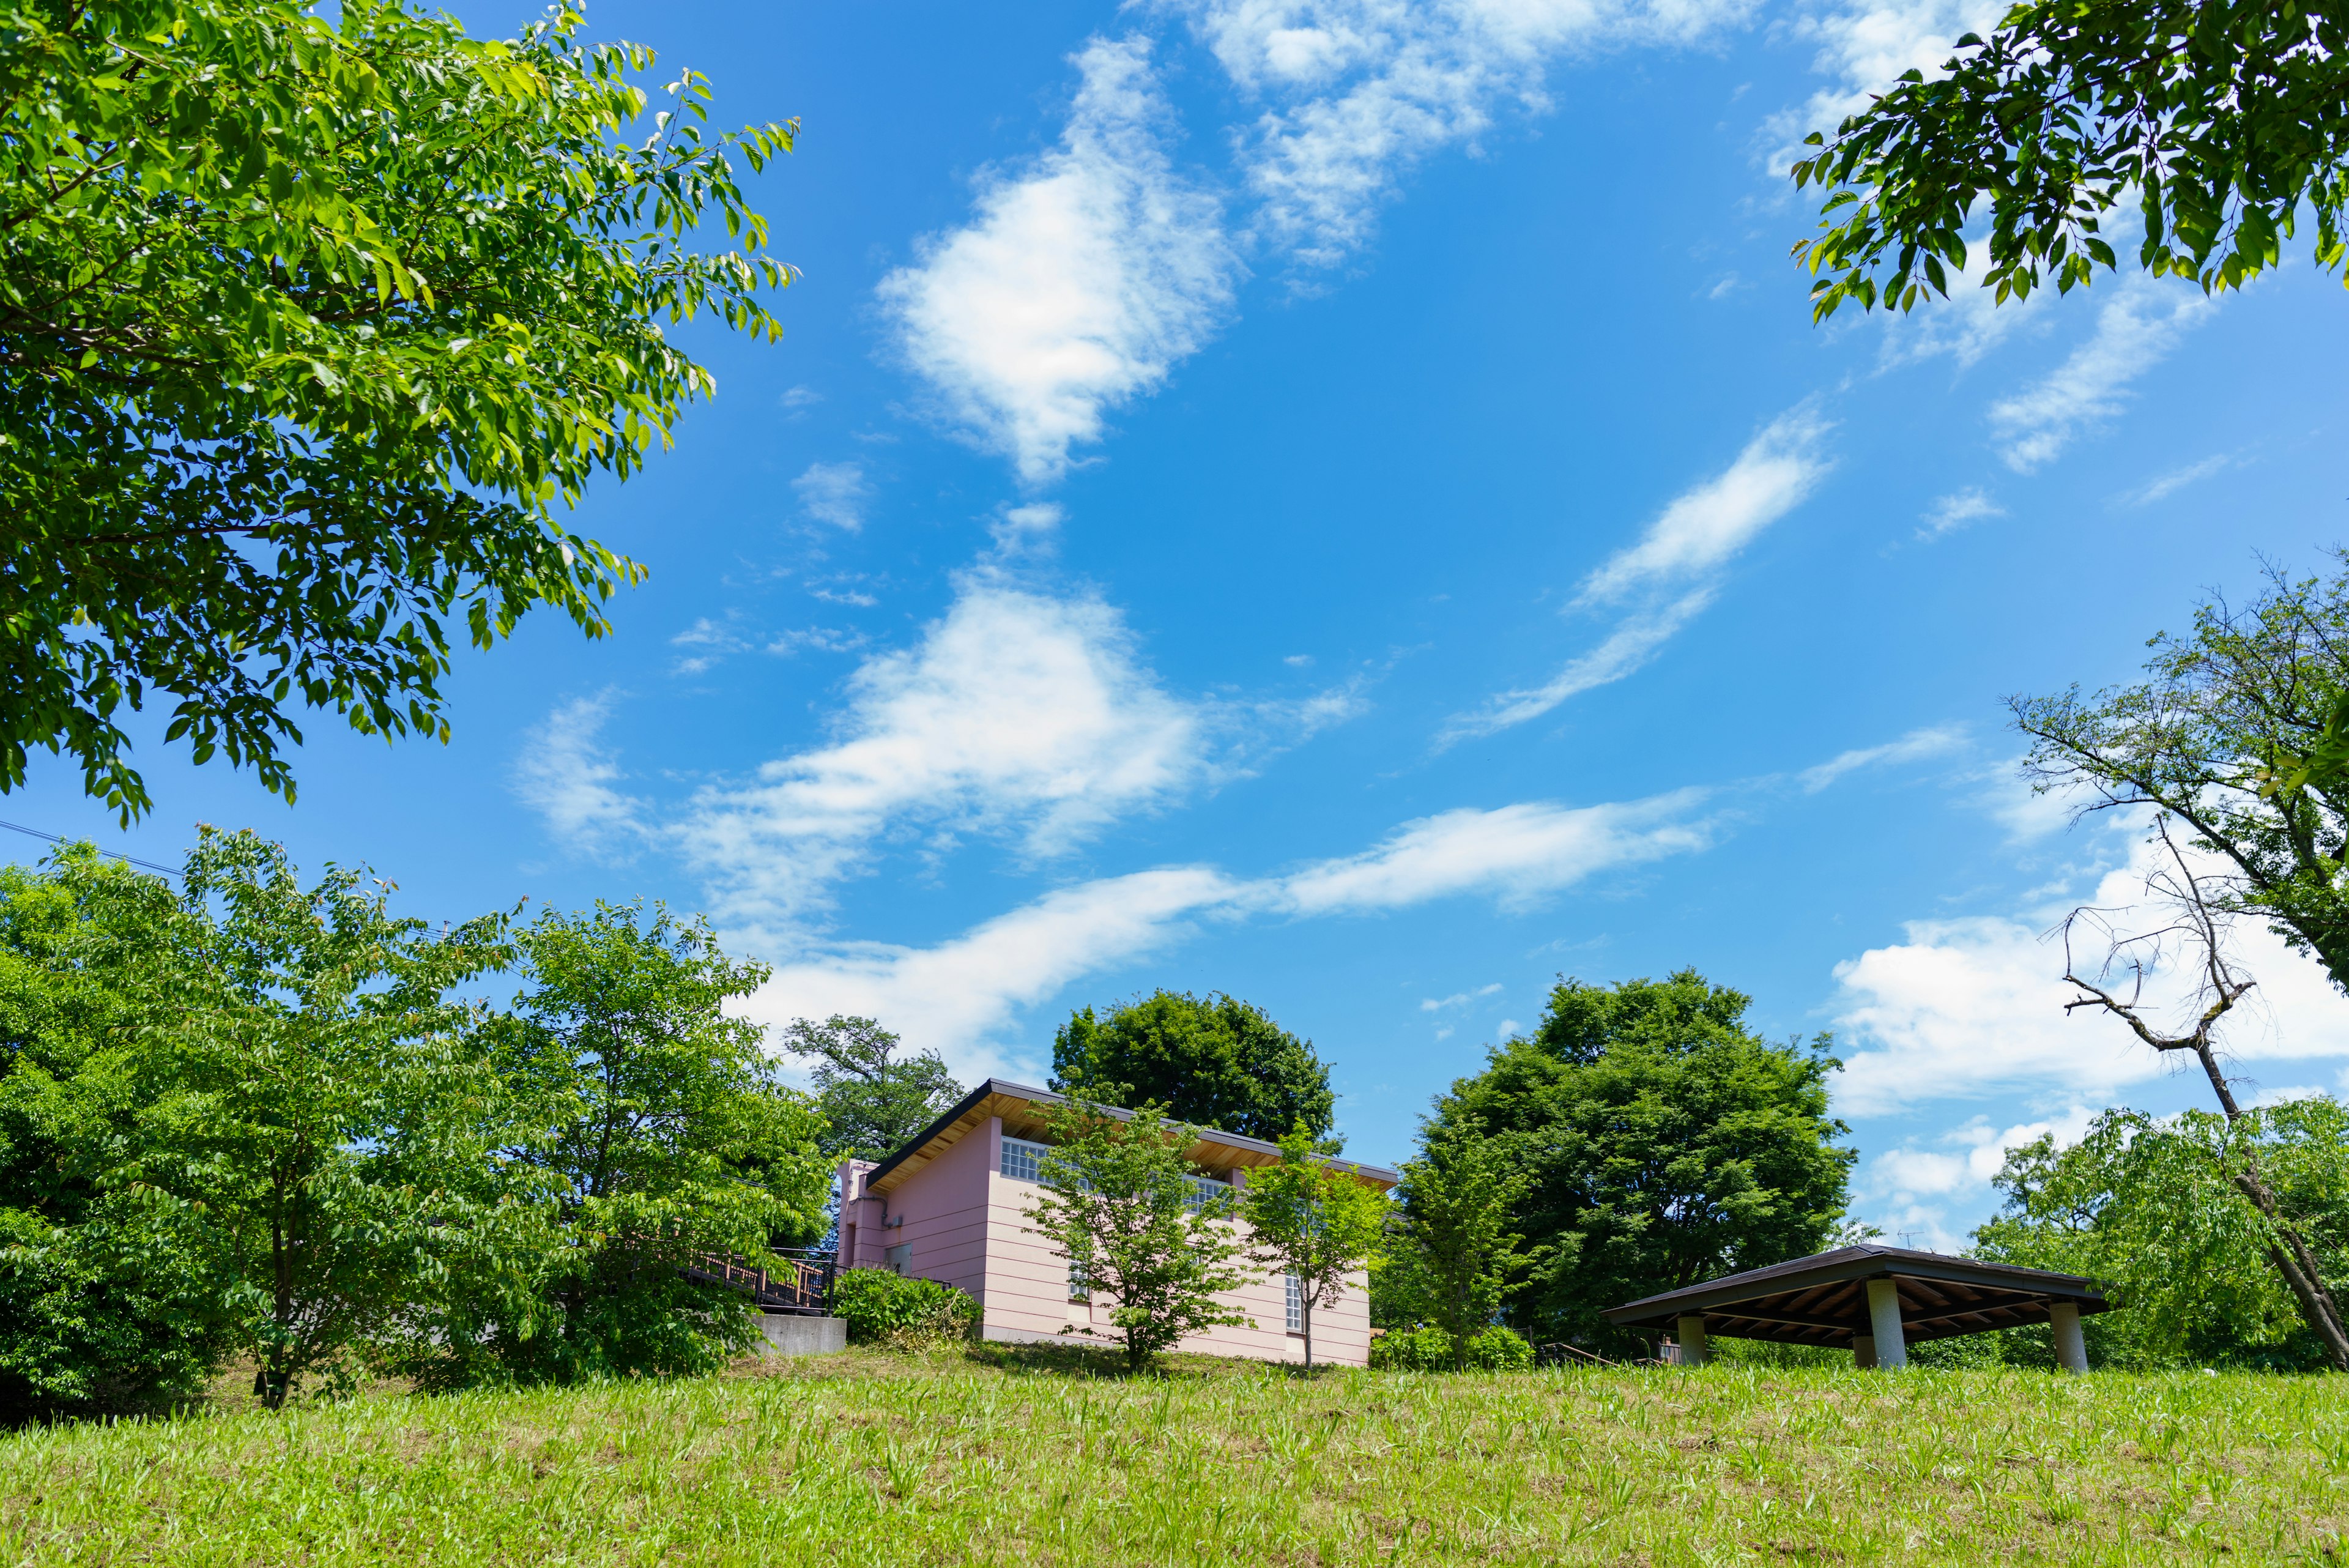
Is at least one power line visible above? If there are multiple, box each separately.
[0,819,180,879]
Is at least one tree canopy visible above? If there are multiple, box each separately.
[0,838,829,1410]
[1979,1101,2349,1371]
[1241,1123,1388,1368]
[1792,1,2349,321]
[2014,554,2349,991]
[1022,1099,1253,1372]
[1050,990,1335,1144]
[778,1014,963,1163]
[1428,971,1852,1351]
[0,0,793,819]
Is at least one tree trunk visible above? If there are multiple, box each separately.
[1303,1298,1313,1370]
[2195,1043,2349,1372]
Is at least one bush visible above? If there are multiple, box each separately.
[831,1269,979,1348]
[1369,1325,1533,1372]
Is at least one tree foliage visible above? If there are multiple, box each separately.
[0,0,794,818]
[1051,990,1335,1144]
[2014,555,2349,990]
[116,829,536,1408]
[1241,1123,1388,1368]
[1427,972,1853,1351]
[0,849,223,1420]
[1022,1101,1253,1372]
[428,903,830,1386]
[1792,1,2349,321]
[0,840,830,1411]
[777,1014,962,1163]
[1978,1101,2349,1371]
[1385,1134,1531,1372]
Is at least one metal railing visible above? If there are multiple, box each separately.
[683,1246,837,1315]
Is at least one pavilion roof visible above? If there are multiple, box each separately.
[1603,1245,2115,1348]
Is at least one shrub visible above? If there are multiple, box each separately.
[1369,1325,1533,1372]
[831,1269,979,1348]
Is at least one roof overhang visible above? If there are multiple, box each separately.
[860,1078,1403,1196]
[1603,1245,2115,1347]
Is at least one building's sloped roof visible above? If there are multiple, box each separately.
[1602,1244,2115,1347]
[861,1077,1403,1195]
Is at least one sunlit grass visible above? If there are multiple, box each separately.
[2,1346,2343,1564]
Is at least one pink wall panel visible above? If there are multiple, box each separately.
[841,1112,1383,1367]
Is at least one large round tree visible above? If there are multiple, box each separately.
[1050,990,1337,1145]
[1428,970,1854,1352]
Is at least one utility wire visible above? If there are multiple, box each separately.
[0,818,485,938]
[0,819,181,879]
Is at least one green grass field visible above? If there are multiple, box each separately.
[2,1346,2342,1564]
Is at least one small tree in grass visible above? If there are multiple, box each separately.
[1023,1100,1252,1372]
[1396,1135,1531,1372]
[1243,1123,1389,1369]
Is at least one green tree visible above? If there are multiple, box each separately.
[0,0,795,819]
[1241,1123,1389,1368]
[1791,2,2349,322]
[0,849,226,1420]
[1429,972,1853,1352]
[1389,1134,1531,1372]
[2053,819,2349,1368]
[1051,990,1336,1143]
[778,1014,963,1162]
[1022,1100,1254,1372]
[443,903,829,1385]
[2016,556,2349,991]
[106,828,529,1408]
[1978,1101,2349,1370]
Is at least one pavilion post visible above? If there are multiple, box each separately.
[2049,1300,2088,1373]
[1674,1314,1709,1367]
[1852,1335,1876,1369]
[1864,1279,1907,1369]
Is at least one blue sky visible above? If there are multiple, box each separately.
[21,0,2349,1247]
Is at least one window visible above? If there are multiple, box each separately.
[1001,1137,1048,1182]
[885,1243,910,1276]
[1186,1173,1230,1213]
[1285,1272,1303,1334]
[1067,1253,1091,1302]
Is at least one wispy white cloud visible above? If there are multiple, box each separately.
[793,461,872,531]
[511,693,650,860]
[1579,410,1834,603]
[1444,592,1716,741]
[724,729,1939,1073]
[680,573,1205,923]
[878,36,1239,485]
[2112,453,2234,509]
[1277,789,1719,916]
[1798,724,1967,793]
[1171,0,1757,271]
[1987,275,2219,472]
[989,502,1066,557]
[740,784,1720,1074]
[736,867,1247,1083]
[1446,407,1832,739]
[1422,983,1503,1012]
[1917,487,2002,540]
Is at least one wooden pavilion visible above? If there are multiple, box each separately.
[1603,1244,2115,1371]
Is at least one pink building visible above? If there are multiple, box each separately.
[837,1079,1401,1366]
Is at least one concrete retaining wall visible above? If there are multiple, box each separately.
[759,1314,848,1356]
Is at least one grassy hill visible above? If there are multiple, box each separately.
[0,1346,2340,1564]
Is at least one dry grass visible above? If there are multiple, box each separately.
[1,1345,2343,1564]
